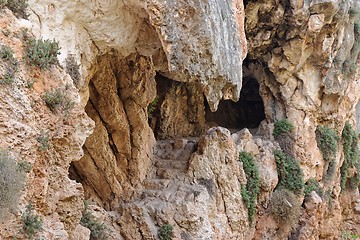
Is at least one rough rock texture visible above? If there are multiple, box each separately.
[1,0,360,239]
[29,0,247,110]
[0,10,94,239]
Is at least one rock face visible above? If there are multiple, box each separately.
[0,10,94,239]
[28,0,247,111]
[1,0,360,239]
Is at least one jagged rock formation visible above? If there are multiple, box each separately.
[0,0,360,239]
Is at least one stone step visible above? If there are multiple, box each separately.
[155,159,188,170]
[156,168,186,180]
[141,189,174,201]
[143,179,171,191]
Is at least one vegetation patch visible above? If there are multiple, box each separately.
[274,150,304,194]
[239,151,260,223]
[158,223,173,240]
[23,37,60,69]
[273,119,294,138]
[0,149,25,220]
[270,188,301,229]
[42,87,74,114]
[340,122,360,191]
[80,202,110,240]
[304,178,323,198]
[65,55,81,88]
[36,130,51,151]
[0,45,19,84]
[20,204,43,240]
[316,126,339,162]
[0,0,28,19]
[148,96,159,119]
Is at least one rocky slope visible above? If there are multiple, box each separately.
[0,0,359,239]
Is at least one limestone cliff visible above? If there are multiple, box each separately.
[0,0,360,239]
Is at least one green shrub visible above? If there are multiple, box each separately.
[20,204,43,240]
[0,149,25,220]
[1,0,29,19]
[274,150,304,194]
[65,55,81,88]
[158,223,173,240]
[80,202,109,240]
[0,0,6,9]
[270,188,301,228]
[24,37,60,69]
[36,130,51,151]
[342,231,359,240]
[239,152,260,223]
[17,160,32,173]
[304,178,323,198]
[42,87,74,114]
[148,96,159,119]
[0,45,19,85]
[0,45,14,61]
[315,126,339,162]
[273,119,294,138]
[340,122,360,190]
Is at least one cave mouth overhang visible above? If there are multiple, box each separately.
[205,73,265,131]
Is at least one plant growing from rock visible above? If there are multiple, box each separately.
[304,178,323,198]
[274,150,304,194]
[20,204,43,240]
[0,0,29,19]
[42,87,74,114]
[0,149,25,220]
[270,188,301,230]
[80,202,109,240]
[158,223,173,240]
[148,96,159,119]
[340,122,360,191]
[65,55,81,88]
[316,126,339,182]
[0,44,19,84]
[23,36,60,69]
[17,160,32,173]
[36,130,51,151]
[273,119,294,138]
[239,151,260,223]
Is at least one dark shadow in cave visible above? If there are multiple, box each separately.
[205,75,265,130]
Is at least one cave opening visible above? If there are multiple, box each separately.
[205,66,265,131]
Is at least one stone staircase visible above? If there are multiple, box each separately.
[140,138,198,201]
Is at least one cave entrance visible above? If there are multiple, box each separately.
[205,75,265,131]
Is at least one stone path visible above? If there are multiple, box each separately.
[140,138,198,201]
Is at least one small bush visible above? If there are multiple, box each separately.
[80,202,109,240]
[239,152,260,223]
[42,88,74,114]
[20,204,43,240]
[304,178,323,198]
[0,45,14,61]
[274,150,304,194]
[340,122,360,190]
[273,119,294,138]
[0,45,19,85]
[1,0,29,19]
[24,38,60,69]
[36,130,51,151]
[270,188,301,228]
[0,0,6,9]
[0,149,25,220]
[65,55,81,88]
[158,223,173,240]
[17,160,32,173]
[148,96,159,119]
[315,126,339,162]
